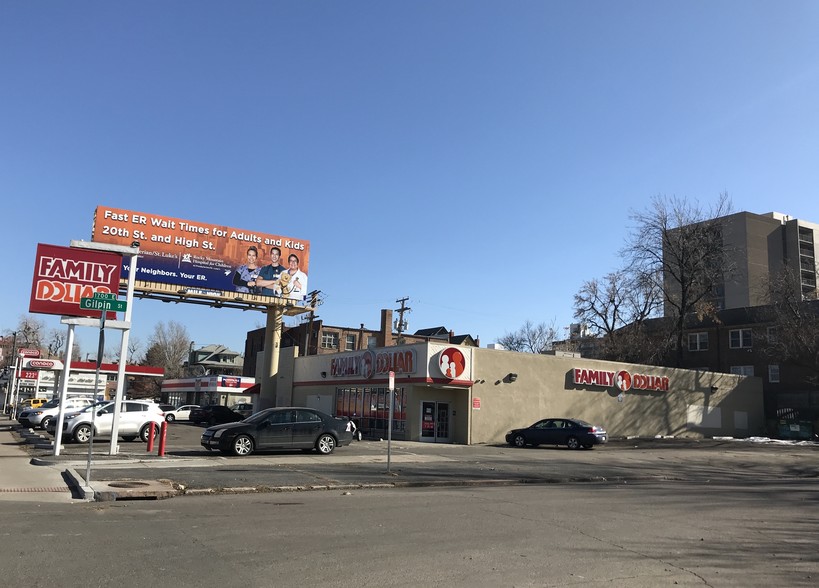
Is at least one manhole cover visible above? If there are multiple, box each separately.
[107,482,151,488]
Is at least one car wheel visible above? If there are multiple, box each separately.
[315,433,336,455]
[74,424,93,443]
[166,414,175,422]
[567,436,581,450]
[231,434,254,456]
[122,436,137,442]
[139,423,158,443]
[40,416,53,430]
[512,434,527,448]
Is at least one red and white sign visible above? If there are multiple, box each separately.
[20,369,38,380]
[573,367,669,392]
[29,243,122,318]
[28,359,57,369]
[330,349,416,379]
[472,397,481,410]
[437,347,466,379]
[19,348,40,358]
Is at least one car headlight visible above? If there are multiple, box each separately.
[66,414,78,420]
[213,429,225,438]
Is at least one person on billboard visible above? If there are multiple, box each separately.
[232,246,261,294]
[251,246,287,296]
[280,253,308,300]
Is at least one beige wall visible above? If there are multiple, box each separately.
[470,348,765,444]
[281,343,765,444]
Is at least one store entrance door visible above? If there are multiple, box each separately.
[420,401,450,442]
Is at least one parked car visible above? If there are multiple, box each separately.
[17,396,97,430]
[229,402,254,418]
[48,400,165,443]
[189,404,244,426]
[201,407,353,456]
[18,397,49,411]
[506,418,608,450]
[164,404,200,422]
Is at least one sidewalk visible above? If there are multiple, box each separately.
[0,419,77,503]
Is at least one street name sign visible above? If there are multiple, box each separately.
[80,295,127,313]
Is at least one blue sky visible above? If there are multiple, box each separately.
[2,1,818,359]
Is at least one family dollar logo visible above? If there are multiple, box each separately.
[438,347,465,379]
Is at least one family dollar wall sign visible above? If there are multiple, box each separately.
[80,292,127,313]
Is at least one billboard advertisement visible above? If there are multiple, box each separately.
[29,243,122,318]
[91,206,311,302]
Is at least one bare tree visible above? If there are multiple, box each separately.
[498,320,558,354]
[760,268,819,386]
[624,193,734,366]
[573,268,663,361]
[146,321,190,379]
[107,335,143,364]
[46,328,66,358]
[12,315,47,350]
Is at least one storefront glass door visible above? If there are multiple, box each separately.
[421,401,450,442]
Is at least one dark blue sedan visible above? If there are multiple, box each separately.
[506,418,607,450]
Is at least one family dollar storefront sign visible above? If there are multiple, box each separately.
[330,349,417,379]
[572,367,670,393]
[29,243,122,319]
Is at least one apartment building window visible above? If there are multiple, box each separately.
[729,328,753,349]
[766,326,777,343]
[321,332,339,349]
[688,332,709,351]
[367,336,377,348]
[345,334,357,351]
[768,364,780,383]
[730,365,754,377]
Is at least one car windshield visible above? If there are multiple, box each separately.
[243,410,272,424]
[75,401,111,414]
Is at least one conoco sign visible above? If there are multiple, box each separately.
[28,359,57,369]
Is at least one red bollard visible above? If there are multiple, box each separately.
[147,421,156,452]
[158,420,168,457]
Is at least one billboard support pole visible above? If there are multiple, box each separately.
[108,245,139,455]
[52,323,75,456]
[260,305,284,410]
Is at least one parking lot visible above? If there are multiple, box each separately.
[19,416,819,496]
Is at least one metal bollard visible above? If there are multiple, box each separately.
[147,421,156,452]
[158,420,168,457]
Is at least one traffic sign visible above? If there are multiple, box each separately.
[91,292,118,300]
[80,297,127,313]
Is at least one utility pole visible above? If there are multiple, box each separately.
[303,290,322,356]
[394,297,411,345]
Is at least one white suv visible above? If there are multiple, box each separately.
[50,400,166,443]
[18,397,97,430]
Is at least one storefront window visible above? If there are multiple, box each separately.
[335,386,406,440]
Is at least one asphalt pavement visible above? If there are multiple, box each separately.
[2,413,817,502]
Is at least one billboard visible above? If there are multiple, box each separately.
[29,243,122,318]
[91,206,311,302]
